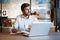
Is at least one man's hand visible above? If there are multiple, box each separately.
[12,29,17,33]
[28,25,32,32]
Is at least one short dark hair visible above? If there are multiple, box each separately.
[21,3,30,11]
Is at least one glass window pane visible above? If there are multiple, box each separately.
[31,0,51,21]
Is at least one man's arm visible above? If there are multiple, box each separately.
[12,16,19,33]
[27,25,32,32]
[27,16,38,32]
[32,15,38,22]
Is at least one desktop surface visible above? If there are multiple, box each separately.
[0,32,60,40]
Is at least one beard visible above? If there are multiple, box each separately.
[23,13,30,16]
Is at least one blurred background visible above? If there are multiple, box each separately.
[0,0,59,33]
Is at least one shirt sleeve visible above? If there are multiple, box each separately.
[32,16,38,22]
[25,16,38,29]
[14,16,19,30]
[27,15,38,26]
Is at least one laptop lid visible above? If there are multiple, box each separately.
[29,22,51,36]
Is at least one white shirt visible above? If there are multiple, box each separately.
[14,15,38,31]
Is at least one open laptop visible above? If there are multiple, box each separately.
[22,22,51,37]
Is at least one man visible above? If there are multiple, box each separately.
[12,3,38,35]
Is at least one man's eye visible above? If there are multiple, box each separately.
[26,9,29,10]
[25,9,29,10]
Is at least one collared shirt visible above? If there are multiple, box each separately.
[14,14,38,31]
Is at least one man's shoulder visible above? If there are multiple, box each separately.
[16,14,22,18]
[29,15,36,18]
[15,14,23,20]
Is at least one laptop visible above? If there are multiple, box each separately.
[22,22,51,37]
[28,22,51,37]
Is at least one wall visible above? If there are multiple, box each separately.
[2,0,30,18]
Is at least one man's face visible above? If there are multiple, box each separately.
[23,6,30,15]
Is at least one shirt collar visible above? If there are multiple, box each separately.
[21,14,29,19]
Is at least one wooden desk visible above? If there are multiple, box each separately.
[0,32,60,40]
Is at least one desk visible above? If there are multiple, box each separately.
[29,32,60,40]
[0,32,60,40]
